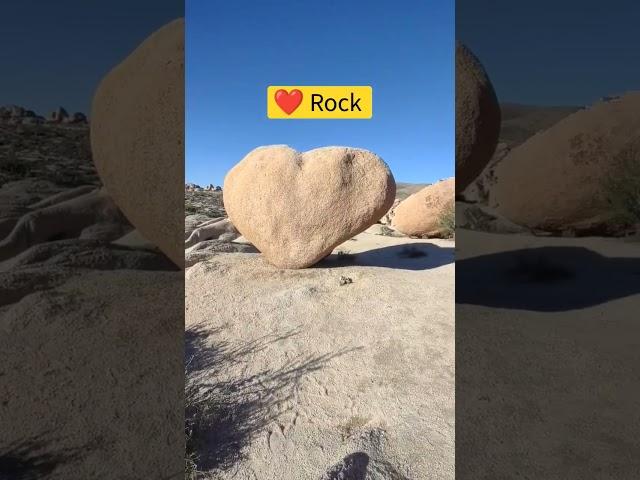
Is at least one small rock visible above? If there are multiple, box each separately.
[456,202,527,233]
[365,223,403,237]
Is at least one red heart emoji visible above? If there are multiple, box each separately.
[274,89,303,115]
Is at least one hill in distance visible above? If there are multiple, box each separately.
[499,102,583,148]
[395,182,432,200]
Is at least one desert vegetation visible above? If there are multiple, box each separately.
[603,143,640,230]
[437,201,455,239]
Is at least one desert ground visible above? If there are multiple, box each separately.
[455,44,640,477]
[456,229,640,478]
[0,117,184,479]
[184,187,455,479]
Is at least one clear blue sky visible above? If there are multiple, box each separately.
[186,0,454,186]
[0,1,183,116]
[457,0,640,107]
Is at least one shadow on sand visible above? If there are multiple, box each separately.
[321,452,411,480]
[457,242,640,478]
[0,436,101,480]
[185,324,359,475]
[322,452,369,480]
[317,243,454,271]
[457,246,640,311]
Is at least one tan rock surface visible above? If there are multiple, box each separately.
[489,93,640,232]
[91,19,184,268]
[223,146,396,268]
[185,239,258,267]
[185,232,454,479]
[185,213,213,239]
[392,178,455,237]
[456,42,501,191]
[184,217,239,247]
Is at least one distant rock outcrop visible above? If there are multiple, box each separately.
[22,116,46,125]
[0,104,86,126]
[8,105,25,118]
[70,112,88,124]
[49,106,69,123]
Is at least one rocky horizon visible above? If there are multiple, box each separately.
[0,104,88,126]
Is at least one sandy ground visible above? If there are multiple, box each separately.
[456,230,640,479]
[0,269,183,479]
[185,231,455,479]
[0,122,186,477]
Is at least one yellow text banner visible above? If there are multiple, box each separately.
[267,86,372,119]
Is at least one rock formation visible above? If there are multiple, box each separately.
[392,178,455,237]
[91,19,184,267]
[456,42,501,192]
[489,92,640,234]
[223,145,396,268]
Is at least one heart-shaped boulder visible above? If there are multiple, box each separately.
[223,146,396,268]
[91,19,184,268]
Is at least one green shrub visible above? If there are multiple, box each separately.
[185,203,198,215]
[603,144,640,226]
[437,201,455,238]
[0,146,29,179]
